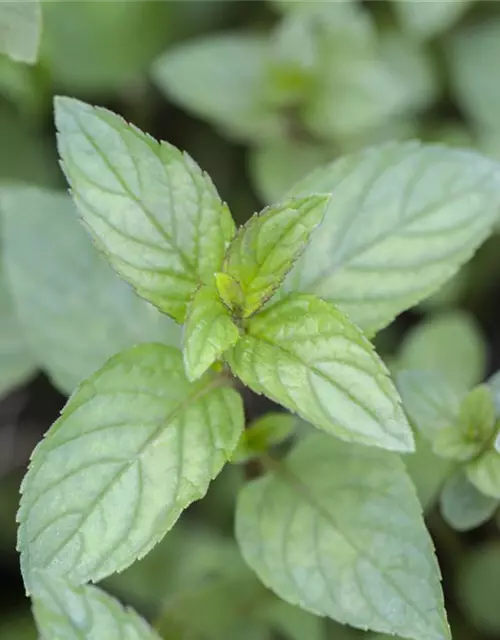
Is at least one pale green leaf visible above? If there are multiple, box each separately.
[404,436,451,511]
[182,284,240,381]
[487,369,500,415]
[249,141,332,205]
[236,434,449,640]
[232,412,295,463]
[440,469,498,532]
[394,0,471,40]
[284,142,500,336]
[54,97,235,323]
[0,1,41,64]
[228,294,413,452]
[396,370,461,441]
[0,250,35,397]
[32,573,161,640]
[222,195,329,317]
[1,187,180,395]
[457,543,500,634]
[466,449,500,499]
[152,34,284,143]
[42,1,173,93]
[259,599,325,640]
[18,344,244,592]
[448,18,500,132]
[398,311,486,393]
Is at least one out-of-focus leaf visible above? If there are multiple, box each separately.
[249,141,332,205]
[457,543,500,634]
[0,250,35,397]
[0,56,43,116]
[232,412,295,463]
[440,469,498,532]
[394,0,471,40]
[448,18,500,132]
[152,33,284,143]
[0,0,41,64]
[466,449,500,499]
[398,312,487,393]
[284,142,500,336]
[0,614,37,640]
[1,187,181,394]
[404,436,451,511]
[42,1,172,92]
[259,599,325,640]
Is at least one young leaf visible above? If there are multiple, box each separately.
[283,142,500,336]
[54,97,235,323]
[1,187,180,395]
[396,370,461,442]
[231,412,295,463]
[18,344,243,592]
[0,1,41,64]
[182,284,240,381]
[440,469,498,532]
[397,311,486,393]
[152,34,284,143]
[393,0,471,40]
[32,573,161,639]
[227,294,413,452]
[0,252,35,397]
[236,434,450,640]
[466,449,500,499]
[222,195,329,317]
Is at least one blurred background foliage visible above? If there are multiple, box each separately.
[1,1,500,639]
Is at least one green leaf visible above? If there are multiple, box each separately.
[228,294,413,452]
[18,344,244,592]
[466,449,500,499]
[1,187,180,395]
[394,0,471,40]
[248,141,332,205]
[259,600,326,640]
[0,1,41,64]
[236,434,449,640]
[232,412,295,463]
[42,1,173,93]
[404,436,451,512]
[457,543,500,635]
[284,142,500,336]
[487,369,500,415]
[439,469,498,532]
[0,249,35,397]
[54,97,235,324]
[32,573,161,640]
[396,370,462,441]
[152,34,284,143]
[222,195,329,317]
[398,311,486,393]
[182,284,240,381]
[448,18,500,132]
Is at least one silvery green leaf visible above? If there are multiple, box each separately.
[55,97,235,323]
[18,344,243,592]
[1,187,180,394]
[394,0,471,40]
[0,1,41,64]
[32,573,161,640]
[398,311,486,392]
[222,195,329,317]
[440,469,498,532]
[284,142,500,336]
[228,294,413,452]
[236,434,450,640]
[182,284,240,381]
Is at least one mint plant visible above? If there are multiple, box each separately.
[15,96,500,640]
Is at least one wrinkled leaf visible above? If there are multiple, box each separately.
[236,434,449,640]
[222,195,329,317]
[284,142,500,336]
[18,344,243,591]
[440,469,498,532]
[0,1,41,64]
[55,97,235,323]
[398,311,486,393]
[32,573,161,639]
[182,284,240,381]
[1,187,180,394]
[228,294,413,452]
